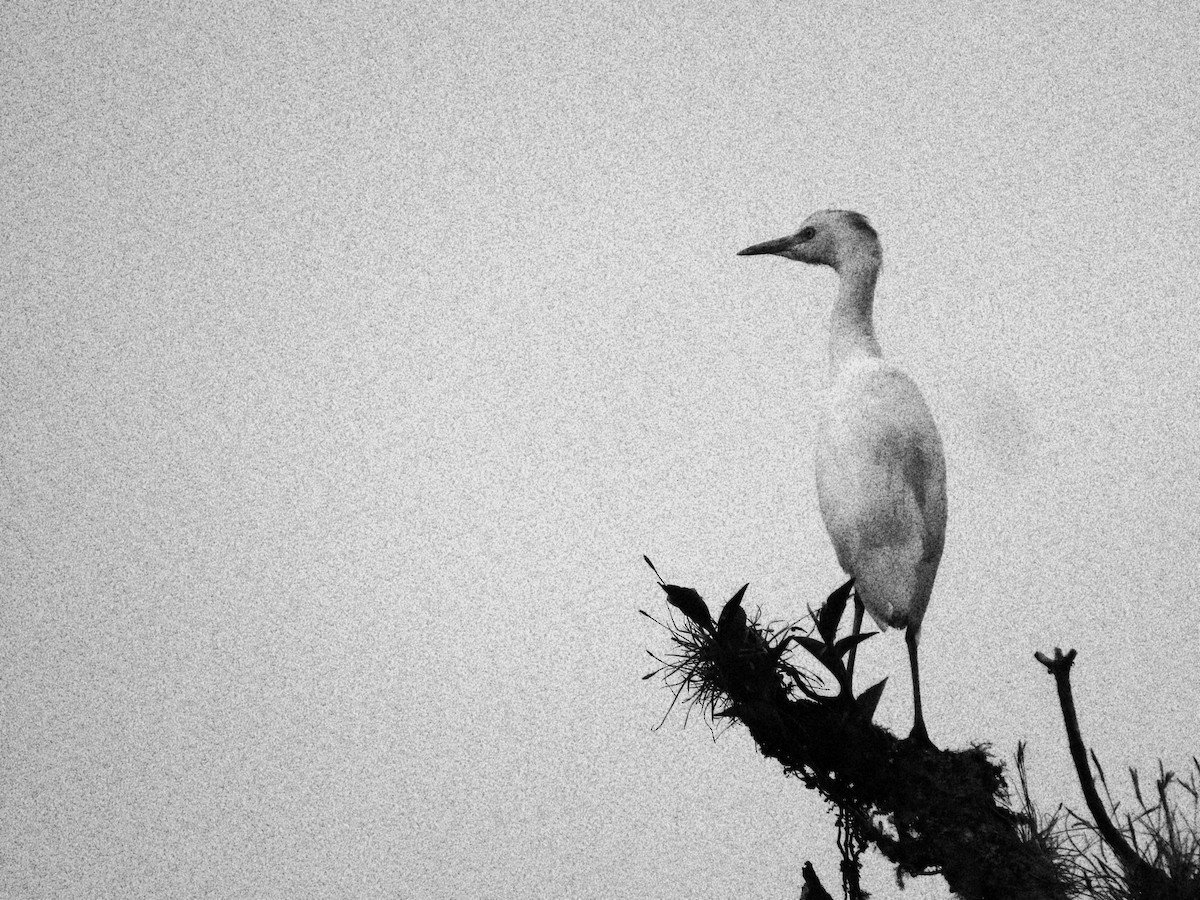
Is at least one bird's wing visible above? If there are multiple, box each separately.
[816,360,947,627]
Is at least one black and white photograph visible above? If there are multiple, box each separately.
[4,3,1198,897]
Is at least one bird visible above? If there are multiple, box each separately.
[738,210,947,746]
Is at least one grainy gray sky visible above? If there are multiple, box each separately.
[4,2,1199,898]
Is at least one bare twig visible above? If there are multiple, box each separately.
[1035,647,1169,894]
[645,575,1071,899]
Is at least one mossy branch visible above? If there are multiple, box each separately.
[643,560,1200,899]
[642,560,1070,899]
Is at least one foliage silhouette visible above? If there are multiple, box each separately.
[642,561,1199,899]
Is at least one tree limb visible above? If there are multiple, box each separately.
[1035,647,1169,895]
[647,579,1072,899]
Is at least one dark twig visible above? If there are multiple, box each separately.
[1035,647,1169,894]
[645,572,1071,899]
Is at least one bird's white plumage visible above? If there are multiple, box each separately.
[738,209,947,743]
[816,356,946,636]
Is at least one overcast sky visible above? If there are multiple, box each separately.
[4,2,1199,898]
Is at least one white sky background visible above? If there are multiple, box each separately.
[4,2,1199,897]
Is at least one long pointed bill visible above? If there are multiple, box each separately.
[737,235,795,256]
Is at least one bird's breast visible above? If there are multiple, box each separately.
[815,357,947,549]
[819,359,941,451]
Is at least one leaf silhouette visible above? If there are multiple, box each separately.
[797,635,830,661]
[856,677,888,722]
[718,583,750,632]
[663,584,713,632]
[718,602,747,642]
[817,578,854,644]
[832,631,877,660]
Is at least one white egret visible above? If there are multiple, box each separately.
[738,210,947,745]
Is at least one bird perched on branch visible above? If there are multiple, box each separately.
[738,210,947,746]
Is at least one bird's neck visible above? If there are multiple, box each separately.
[828,256,882,374]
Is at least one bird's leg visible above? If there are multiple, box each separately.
[844,591,865,690]
[906,627,934,748]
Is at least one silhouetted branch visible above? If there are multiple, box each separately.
[1036,647,1189,899]
[1036,649,1146,872]
[645,563,1200,899]
[643,565,1071,900]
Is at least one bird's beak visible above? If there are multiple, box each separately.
[737,234,795,257]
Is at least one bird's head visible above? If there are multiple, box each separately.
[738,209,880,272]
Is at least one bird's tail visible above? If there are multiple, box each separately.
[855,545,924,631]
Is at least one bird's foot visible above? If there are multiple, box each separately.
[903,722,937,752]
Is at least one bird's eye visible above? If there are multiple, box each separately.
[798,227,816,241]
